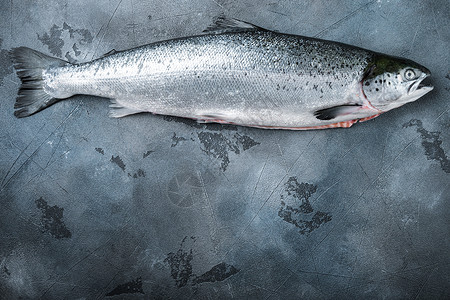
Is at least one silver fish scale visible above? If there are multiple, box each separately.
[44,31,374,127]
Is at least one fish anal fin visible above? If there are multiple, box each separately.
[314,104,362,120]
[109,99,144,118]
[203,16,267,34]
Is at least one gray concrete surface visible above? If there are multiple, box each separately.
[0,0,449,299]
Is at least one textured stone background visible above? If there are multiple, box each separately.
[0,0,449,299]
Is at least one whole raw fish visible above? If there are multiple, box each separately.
[11,17,433,129]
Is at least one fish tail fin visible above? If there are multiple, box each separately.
[10,47,69,118]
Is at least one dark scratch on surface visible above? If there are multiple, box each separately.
[312,127,427,250]
[171,132,188,147]
[45,125,66,169]
[110,155,126,171]
[410,16,422,50]
[0,125,44,189]
[1,106,79,193]
[39,228,115,298]
[221,135,316,259]
[165,236,195,288]
[430,6,441,40]
[313,0,376,37]
[35,197,72,239]
[105,277,144,296]
[413,266,437,300]
[150,12,207,23]
[91,0,124,59]
[249,154,269,204]
[95,147,105,155]
[313,109,450,249]
[211,0,226,10]
[357,160,371,181]
[278,177,332,234]
[3,265,11,276]
[128,169,146,178]
[403,119,450,173]
[268,10,289,16]
[143,150,154,158]
[193,262,240,285]
[197,132,260,171]
[2,133,74,197]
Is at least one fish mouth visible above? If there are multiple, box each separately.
[407,73,433,95]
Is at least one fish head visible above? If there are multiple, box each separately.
[362,55,433,112]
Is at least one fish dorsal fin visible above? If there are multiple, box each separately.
[203,16,267,34]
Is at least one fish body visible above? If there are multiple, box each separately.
[11,18,433,129]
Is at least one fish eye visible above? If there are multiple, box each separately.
[404,69,416,81]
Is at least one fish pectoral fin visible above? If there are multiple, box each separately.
[108,99,144,118]
[314,104,362,120]
[203,16,267,34]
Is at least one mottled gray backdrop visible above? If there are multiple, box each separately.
[0,0,449,299]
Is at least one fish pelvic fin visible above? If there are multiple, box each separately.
[11,47,69,118]
[203,16,267,34]
[108,99,145,118]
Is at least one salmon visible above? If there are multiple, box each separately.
[10,17,433,130]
